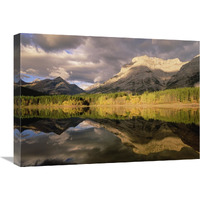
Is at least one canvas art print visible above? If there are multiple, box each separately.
[14,34,199,167]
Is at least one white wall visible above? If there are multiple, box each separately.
[0,1,199,200]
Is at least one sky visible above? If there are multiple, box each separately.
[20,33,199,89]
[15,119,140,166]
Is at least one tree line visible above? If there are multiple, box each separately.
[14,87,199,107]
[14,106,199,125]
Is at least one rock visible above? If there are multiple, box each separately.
[167,55,199,89]
[88,55,187,94]
[24,76,85,95]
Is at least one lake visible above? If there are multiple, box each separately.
[14,106,199,166]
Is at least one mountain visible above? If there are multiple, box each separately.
[14,85,45,96]
[85,83,101,92]
[23,77,84,95]
[14,79,45,96]
[88,55,186,94]
[167,55,199,89]
[87,118,199,157]
[32,78,41,83]
[16,79,30,85]
[15,117,84,135]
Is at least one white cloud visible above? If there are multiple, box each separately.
[94,75,102,83]
[48,132,70,145]
[68,80,93,89]
[26,68,38,74]
[20,35,199,84]
[79,82,93,89]
[49,67,70,80]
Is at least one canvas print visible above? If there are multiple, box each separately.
[14,34,199,166]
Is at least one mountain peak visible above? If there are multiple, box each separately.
[24,76,84,95]
[53,76,71,84]
[121,55,186,73]
[88,55,198,94]
[193,54,200,59]
[54,76,65,81]
[131,55,181,63]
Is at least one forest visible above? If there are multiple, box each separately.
[14,105,199,125]
[14,87,199,107]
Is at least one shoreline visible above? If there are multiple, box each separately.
[17,103,199,109]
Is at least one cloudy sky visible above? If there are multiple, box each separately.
[20,33,199,89]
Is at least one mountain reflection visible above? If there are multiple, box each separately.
[14,117,84,135]
[14,107,199,166]
[89,118,199,154]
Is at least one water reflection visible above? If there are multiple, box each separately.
[14,107,199,166]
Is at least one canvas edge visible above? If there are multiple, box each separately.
[14,33,22,166]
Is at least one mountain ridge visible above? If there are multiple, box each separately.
[16,76,85,95]
[167,56,199,89]
[25,76,85,95]
[87,55,199,94]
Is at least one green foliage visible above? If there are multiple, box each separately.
[14,87,199,107]
[137,87,199,104]
[14,106,199,125]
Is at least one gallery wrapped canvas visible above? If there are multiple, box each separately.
[14,34,199,166]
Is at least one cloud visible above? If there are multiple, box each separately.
[94,75,103,83]
[26,68,38,74]
[151,39,199,61]
[68,80,93,89]
[20,34,199,84]
[18,119,137,166]
[48,132,70,145]
[49,67,70,80]
[20,73,31,79]
[21,33,87,52]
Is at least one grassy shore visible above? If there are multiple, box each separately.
[14,103,199,125]
[18,102,199,110]
[14,87,199,108]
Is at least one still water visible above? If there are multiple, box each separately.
[14,106,199,166]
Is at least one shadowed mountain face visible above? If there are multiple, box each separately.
[14,84,45,96]
[167,55,199,89]
[26,77,84,95]
[87,55,199,94]
[15,77,84,95]
[89,66,164,94]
